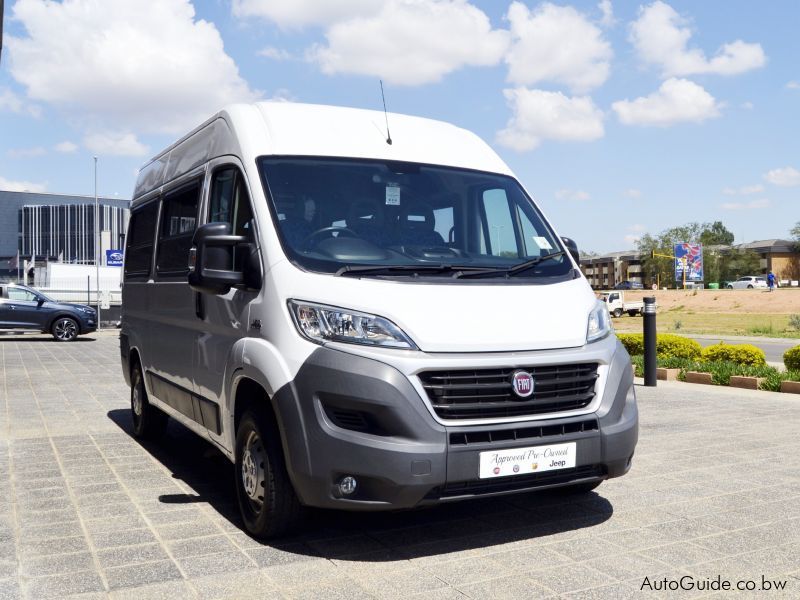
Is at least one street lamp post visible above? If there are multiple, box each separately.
[492,225,503,255]
[94,156,101,326]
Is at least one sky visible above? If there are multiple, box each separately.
[0,0,798,253]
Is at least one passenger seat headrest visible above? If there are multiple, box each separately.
[399,201,435,231]
[347,198,385,229]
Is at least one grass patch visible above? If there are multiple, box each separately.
[614,313,800,338]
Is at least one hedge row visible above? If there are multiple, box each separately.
[617,333,702,359]
[629,355,800,392]
[618,334,770,367]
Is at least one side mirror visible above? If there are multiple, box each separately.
[560,236,580,265]
[188,223,247,295]
[37,297,45,306]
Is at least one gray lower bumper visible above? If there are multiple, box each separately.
[272,340,637,510]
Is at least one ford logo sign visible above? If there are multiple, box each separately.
[511,370,534,398]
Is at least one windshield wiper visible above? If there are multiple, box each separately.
[456,251,566,279]
[335,264,499,277]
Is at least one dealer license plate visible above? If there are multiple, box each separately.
[479,442,576,479]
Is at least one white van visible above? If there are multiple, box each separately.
[120,102,637,538]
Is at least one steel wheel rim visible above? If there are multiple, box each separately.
[55,319,77,340]
[132,384,143,417]
[241,431,266,507]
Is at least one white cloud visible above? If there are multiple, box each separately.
[496,88,605,151]
[612,78,721,127]
[598,0,615,27]
[624,224,646,245]
[630,1,765,78]
[84,132,149,157]
[764,166,800,187]
[0,176,46,193]
[232,0,383,29]
[258,47,292,61]
[7,0,258,136]
[721,198,769,210]
[505,2,612,93]
[54,141,79,154]
[308,0,509,86]
[722,184,764,196]
[740,101,754,110]
[624,188,642,199]
[0,87,41,117]
[6,147,47,158]
[555,189,591,201]
[786,81,800,90]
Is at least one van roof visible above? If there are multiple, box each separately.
[133,102,512,201]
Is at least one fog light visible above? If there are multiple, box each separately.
[338,476,357,496]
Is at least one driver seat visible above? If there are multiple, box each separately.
[346,199,388,246]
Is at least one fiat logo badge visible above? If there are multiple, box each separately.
[512,370,534,398]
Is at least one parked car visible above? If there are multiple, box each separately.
[726,276,768,289]
[0,283,97,341]
[613,280,643,290]
[599,290,647,317]
[121,101,638,538]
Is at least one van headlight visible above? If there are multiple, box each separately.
[586,299,612,343]
[288,300,417,349]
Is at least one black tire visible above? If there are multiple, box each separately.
[627,310,638,317]
[559,480,602,494]
[51,317,79,341]
[727,284,733,289]
[612,308,623,318]
[235,410,302,539]
[130,363,168,440]
[747,284,753,289]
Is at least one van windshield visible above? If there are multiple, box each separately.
[258,157,572,280]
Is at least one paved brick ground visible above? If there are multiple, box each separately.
[1,332,799,599]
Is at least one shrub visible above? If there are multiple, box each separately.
[617,333,701,360]
[785,345,800,371]
[617,333,643,356]
[789,314,800,331]
[701,343,766,366]
[655,334,702,359]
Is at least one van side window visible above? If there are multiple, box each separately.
[124,201,158,279]
[156,181,200,276]
[209,167,254,239]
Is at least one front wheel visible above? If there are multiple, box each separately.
[52,317,79,341]
[727,285,733,289]
[747,284,753,289]
[612,308,623,318]
[131,364,168,439]
[235,411,302,539]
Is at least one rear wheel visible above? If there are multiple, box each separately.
[52,317,79,341]
[727,284,733,289]
[747,284,753,289]
[130,363,168,439]
[235,410,302,538]
[627,310,638,317]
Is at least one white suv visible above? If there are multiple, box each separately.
[727,276,768,289]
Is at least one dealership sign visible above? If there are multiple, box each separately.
[106,249,123,267]
[674,243,703,282]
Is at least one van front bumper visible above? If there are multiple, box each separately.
[272,340,637,510]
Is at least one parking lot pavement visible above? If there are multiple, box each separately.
[1,334,799,599]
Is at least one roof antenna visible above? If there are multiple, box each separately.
[380,80,393,145]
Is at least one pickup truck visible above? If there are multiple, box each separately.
[599,290,645,318]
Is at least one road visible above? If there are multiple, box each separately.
[685,334,797,365]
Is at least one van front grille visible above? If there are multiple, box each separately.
[418,363,599,420]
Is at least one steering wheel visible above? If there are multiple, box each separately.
[302,226,359,247]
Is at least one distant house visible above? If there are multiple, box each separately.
[580,239,798,289]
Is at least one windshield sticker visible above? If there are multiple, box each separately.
[532,236,553,250]
[386,183,401,206]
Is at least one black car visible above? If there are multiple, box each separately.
[0,283,97,341]
[613,280,644,290]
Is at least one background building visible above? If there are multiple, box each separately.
[1,190,130,279]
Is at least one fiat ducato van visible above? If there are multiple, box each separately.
[120,102,637,538]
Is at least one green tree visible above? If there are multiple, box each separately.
[699,221,734,246]
[719,248,761,283]
[636,221,736,287]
